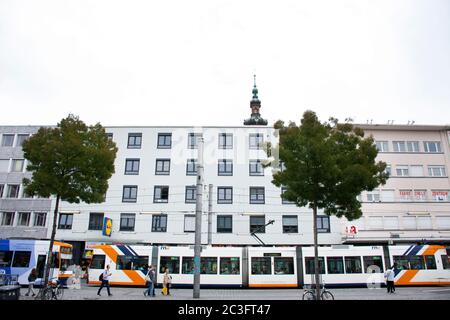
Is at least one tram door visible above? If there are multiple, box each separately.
[36,255,46,278]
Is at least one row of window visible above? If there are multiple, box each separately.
[375,140,442,153]
[362,189,450,202]
[0,211,47,227]
[124,132,264,150]
[0,184,48,199]
[57,212,331,234]
[0,134,29,148]
[123,158,265,176]
[356,215,450,231]
[0,251,59,269]
[385,164,447,177]
[0,159,27,173]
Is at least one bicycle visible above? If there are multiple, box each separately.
[34,277,64,300]
[302,282,334,300]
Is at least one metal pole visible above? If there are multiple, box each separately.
[193,137,204,299]
[208,184,213,245]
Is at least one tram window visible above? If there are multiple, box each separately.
[441,255,450,269]
[409,256,425,270]
[117,256,133,270]
[90,255,105,269]
[393,256,409,270]
[305,257,325,274]
[51,253,59,268]
[327,257,344,274]
[12,251,31,268]
[251,257,271,275]
[160,256,180,274]
[345,257,362,273]
[133,256,149,272]
[363,256,384,273]
[220,257,240,275]
[182,257,194,274]
[201,257,218,274]
[274,257,294,275]
[424,256,436,270]
[0,251,13,267]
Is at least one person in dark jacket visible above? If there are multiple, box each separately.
[25,268,37,296]
[143,265,156,297]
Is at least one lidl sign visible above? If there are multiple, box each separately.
[102,217,112,237]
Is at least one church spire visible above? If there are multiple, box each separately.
[244,74,267,126]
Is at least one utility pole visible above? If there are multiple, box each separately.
[208,184,213,245]
[193,137,204,299]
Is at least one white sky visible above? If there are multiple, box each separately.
[1,0,449,127]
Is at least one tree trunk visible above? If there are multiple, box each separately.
[43,194,60,291]
[313,204,321,300]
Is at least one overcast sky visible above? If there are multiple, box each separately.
[1,0,449,127]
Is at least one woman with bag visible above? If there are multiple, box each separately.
[163,267,172,296]
[143,265,156,297]
[25,268,37,296]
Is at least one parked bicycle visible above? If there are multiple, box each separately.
[302,282,334,300]
[34,277,64,300]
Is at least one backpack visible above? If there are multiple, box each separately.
[99,273,103,281]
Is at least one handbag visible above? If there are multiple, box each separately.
[145,274,151,282]
[162,287,167,295]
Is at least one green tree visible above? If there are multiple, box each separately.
[266,111,388,300]
[22,115,118,292]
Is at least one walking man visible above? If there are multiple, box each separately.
[97,265,112,296]
[144,265,156,297]
[384,263,397,294]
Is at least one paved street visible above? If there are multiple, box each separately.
[19,284,450,300]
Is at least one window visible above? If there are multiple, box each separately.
[432,190,450,202]
[305,257,325,274]
[11,159,24,172]
[428,166,446,177]
[384,165,391,176]
[185,186,196,203]
[279,161,286,172]
[182,257,194,274]
[124,159,140,175]
[116,256,132,270]
[424,141,441,153]
[0,251,13,267]
[441,255,450,270]
[184,215,195,233]
[58,213,73,230]
[383,216,399,230]
[1,212,14,226]
[274,257,294,275]
[106,133,113,140]
[154,186,169,203]
[396,165,409,176]
[327,257,345,274]
[201,257,218,274]
[281,187,295,204]
[218,133,233,149]
[88,213,104,230]
[155,159,171,175]
[393,141,406,152]
[220,257,240,275]
[381,190,395,202]
[90,255,105,269]
[393,141,419,152]
[157,133,172,149]
[159,256,180,274]
[282,215,298,233]
[413,190,427,201]
[409,256,425,270]
[250,215,265,233]
[127,133,142,149]
[345,257,362,273]
[249,160,264,176]
[375,141,389,152]
[317,216,330,233]
[0,184,3,198]
[249,187,265,204]
[399,190,413,202]
[251,257,271,274]
[0,160,8,173]
[6,184,20,198]
[12,251,31,268]
[17,212,30,226]
[366,190,380,202]
[407,141,420,152]
[186,159,197,175]
[16,134,29,147]
[217,187,232,204]
[424,256,437,270]
[188,133,202,149]
[33,212,46,227]
[120,213,135,231]
[152,214,167,232]
[217,215,232,233]
[249,133,263,149]
[410,165,423,176]
[1,134,14,147]
[117,256,148,271]
[122,185,138,202]
[393,256,409,270]
[363,256,383,273]
[218,159,233,176]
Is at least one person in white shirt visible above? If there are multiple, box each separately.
[384,263,397,294]
[97,265,113,296]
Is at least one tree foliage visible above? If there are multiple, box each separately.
[272,110,388,221]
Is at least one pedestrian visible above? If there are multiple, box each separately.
[25,268,37,297]
[384,263,397,294]
[97,265,112,296]
[143,265,156,297]
[163,267,172,296]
